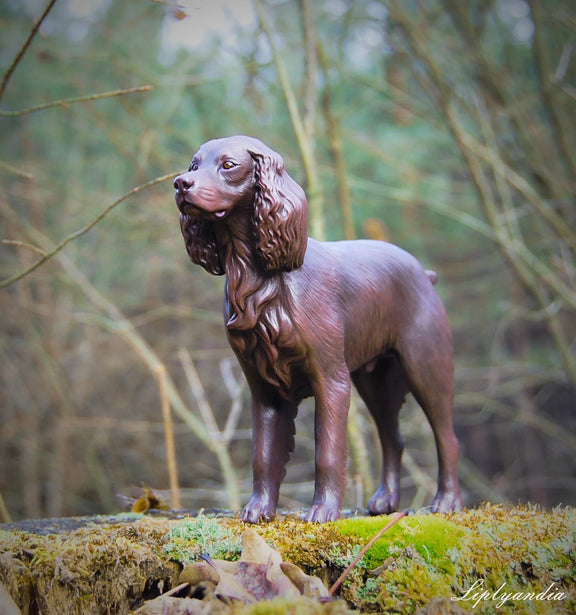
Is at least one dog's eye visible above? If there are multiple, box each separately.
[221,160,236,170]
[189,161,198,171]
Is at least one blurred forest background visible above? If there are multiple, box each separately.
[0,0,574,522]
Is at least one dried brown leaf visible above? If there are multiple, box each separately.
[280,562,330,598]
[206,558,257,604]
[179,561,220,586]
[239,529,282,566]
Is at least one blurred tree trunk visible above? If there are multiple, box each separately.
[318,42,355,240]
[385,0,576,386]
[254,0,325,239]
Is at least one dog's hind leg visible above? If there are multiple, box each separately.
[352,355,409,514]
[398,310,463,513]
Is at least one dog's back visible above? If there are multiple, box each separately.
[284,238,446,374]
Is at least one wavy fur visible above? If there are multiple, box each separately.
[250,149,308,272]
[180,213,224,276]
[177,138,308,395]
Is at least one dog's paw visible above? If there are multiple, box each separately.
[304,503,341,523]
[430,490,463,513]
[241,496,276,524]
[367,486,400,515]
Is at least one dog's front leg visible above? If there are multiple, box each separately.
[305,375,351,523]
[242,388,297,524]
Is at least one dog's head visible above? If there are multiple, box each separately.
[174,136,308,275]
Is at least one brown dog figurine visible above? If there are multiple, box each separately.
[174,135,463,523]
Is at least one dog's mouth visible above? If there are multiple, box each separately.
[176,195,228,220]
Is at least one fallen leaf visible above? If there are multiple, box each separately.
[131,486,169,514]
[138,528,331,613]
[280,561,330,598]
[240,529,282,566]
[203,556,257,604]
[240,529,299,598]
[179,561,220,586]
[231,561,277,601]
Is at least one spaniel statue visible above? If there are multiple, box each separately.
[174,135,463,523]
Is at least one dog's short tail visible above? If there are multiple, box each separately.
[426,270,439,285]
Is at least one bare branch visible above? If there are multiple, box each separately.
[448,103,576,313]
[299,0,318,140]
[455,128,576,251]
[220,358,245,445]
[156,364,182,509]
[0,0,58,102]
[0,172,176,289]
[178,348,223,442]
[528,0,576,179]
[0,85,153,117]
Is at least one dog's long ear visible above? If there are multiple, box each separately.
[249,146,308,272]
[180,213,224,275]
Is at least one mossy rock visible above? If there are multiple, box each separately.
[0,514,180,614]
[331,505,576,613]
[0,504,574,614]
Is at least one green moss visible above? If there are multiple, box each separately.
[164,513,242,563]
[380,556,452,613]
[334,514,467,572]
[0,519,178,614]
[314,506,576,613]
[232,596,355,614]
[248,517,358,572]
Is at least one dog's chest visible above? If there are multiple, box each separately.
[226,308,311,401]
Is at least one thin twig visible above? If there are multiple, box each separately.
[178,348,222,441]
[0,172,176,289]
[0,85,153,117]
[0,0,58,102]
[156,364,181,509]
[329,510,408,596]
[0,162,35,179]
[0,490,12,524]
[220,358,245,445]
[2,239,46,256]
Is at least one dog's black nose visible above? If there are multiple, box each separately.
[174,174,193,191]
